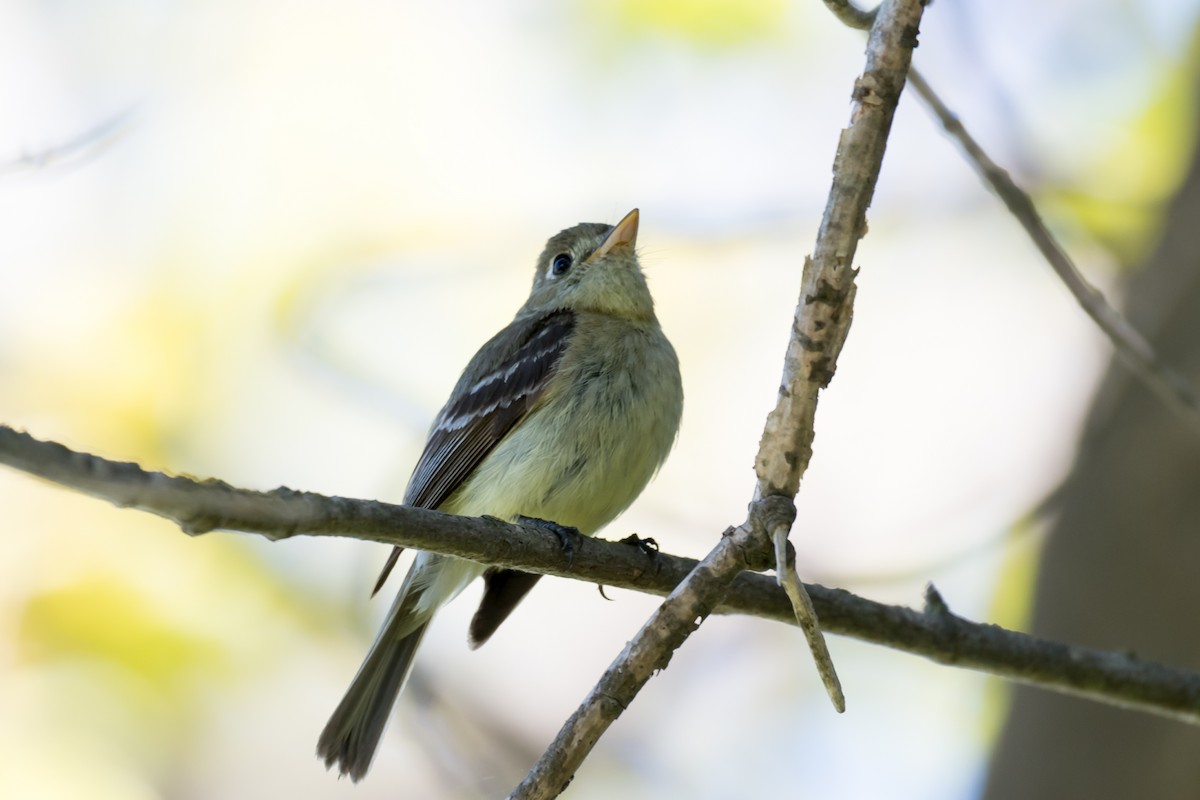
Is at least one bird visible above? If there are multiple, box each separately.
[317,208,684,780]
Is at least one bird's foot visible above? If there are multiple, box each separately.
[618,533,659,559]
[517,516,583,568]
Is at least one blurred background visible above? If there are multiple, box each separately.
[2,1,1199,798]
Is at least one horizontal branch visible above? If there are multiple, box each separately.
[4,423,1200,725]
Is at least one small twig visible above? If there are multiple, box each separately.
[821,0,876,30]
[905,68,1200,436]
[0,106,137,176]
[4,424,1200,725]
[775,524,845,711]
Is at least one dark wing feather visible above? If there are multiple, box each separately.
[371,310,576,594]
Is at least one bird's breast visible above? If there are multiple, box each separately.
[444,317,682,535]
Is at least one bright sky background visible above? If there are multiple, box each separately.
[1,1,1196,798]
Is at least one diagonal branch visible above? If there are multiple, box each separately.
[820,0,1200,436]
[751,0,924,710]
[0,106,137,177]
[508,512,780,800]
[906,68,1200,436]
[4,424,1200,725]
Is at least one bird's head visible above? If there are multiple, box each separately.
[522,209,656,322]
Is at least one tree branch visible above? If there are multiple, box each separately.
[508,515,777,800]
[821,0,875,31]
[6,423,1200,724]
[511,2,928,791]
[750,0,923,709]
[905,68,1200,437]
[820,0,1200,437]
[4,424,1200,725]
[0,106,137,176]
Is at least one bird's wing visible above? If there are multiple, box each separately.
[371,309,576,595]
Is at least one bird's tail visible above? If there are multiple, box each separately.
[317,563,436,781]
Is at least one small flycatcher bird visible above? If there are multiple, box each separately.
[317,209,683,780]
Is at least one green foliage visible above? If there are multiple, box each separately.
[18,577,228,691]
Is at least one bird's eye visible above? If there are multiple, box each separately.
[550,253,573,277]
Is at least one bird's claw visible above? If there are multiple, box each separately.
[619,533,659,558]
[518,516,582,568]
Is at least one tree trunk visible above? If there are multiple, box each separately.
[983,82,1200,799]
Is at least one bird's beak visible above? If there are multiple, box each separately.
[585,208,639,264]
